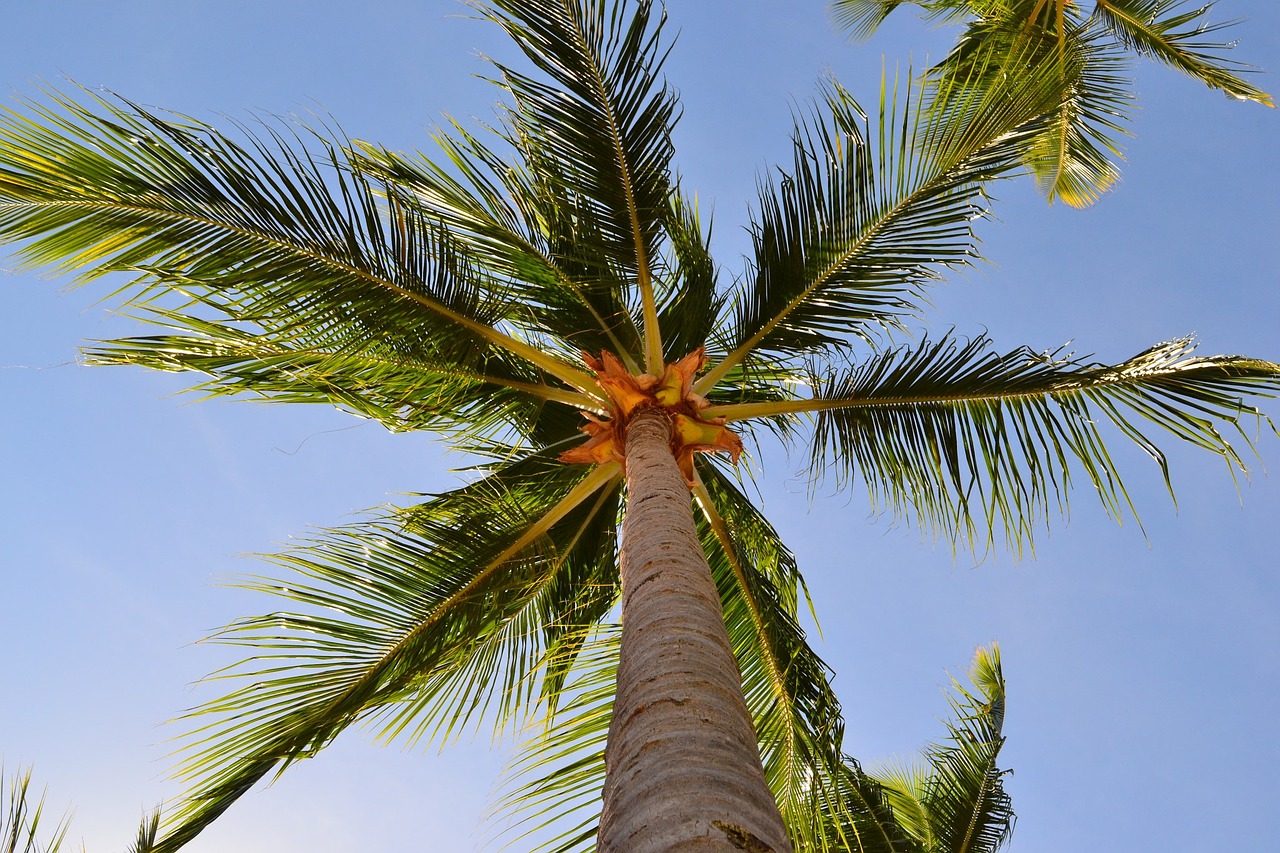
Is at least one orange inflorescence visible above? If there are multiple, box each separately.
[558,347,742,484]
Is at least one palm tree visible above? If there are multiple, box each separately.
[1,0,1275,849]
[833,0,1275,205]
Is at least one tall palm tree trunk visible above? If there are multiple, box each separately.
[599,406,792,852]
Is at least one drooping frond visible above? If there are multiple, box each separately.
[491,626,620,853]
[832,0,1273,205]
[939,8,1133,206]
[476,0,680,372]
[832,1,967,42]
[798,334,1279,552]
[1092,0,1273,106]
[700,48,1067,390]
[0,87,601,397]
[832,1,920,41]
[149,457,622,852]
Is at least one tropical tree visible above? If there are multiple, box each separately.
[0,0,1275,850]
[833,0,1275,205]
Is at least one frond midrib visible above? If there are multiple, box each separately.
[706,360,1279,423]
[2,195,605,400]
[697,128,998,395]
[552,0,663,372]
[93,331,599,412]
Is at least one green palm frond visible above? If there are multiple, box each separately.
[811,761,912,853]
[1,767,71,853]
[1093,0,1273,105]
[84,306,591,440]
[833,1,970,41]
[866,761,935,849]
[655,189,728,363]
[833,1,923,40]
[939,7,1133,206]
[863,644,1012,853]
[148,457,621,853]
[477,0,679,372]
[355,130,643,367]
[917,644,1012,851]
[128,810,161,853]
[833,0,1272,205]
[0,87,599,397]
[798,334,1279,552]
[701,48,1068,389]
[491,625,620,853]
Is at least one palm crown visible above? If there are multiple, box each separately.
[1,0,1275,850]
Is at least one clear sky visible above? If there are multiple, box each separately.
[2,2,1277,851]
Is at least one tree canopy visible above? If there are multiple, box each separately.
[1,1,1276,850]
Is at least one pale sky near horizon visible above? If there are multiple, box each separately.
[2,2,1278,851]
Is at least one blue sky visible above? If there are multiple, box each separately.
[2,2,1277,851]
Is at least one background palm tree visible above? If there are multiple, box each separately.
[1,0,1276,850]
[833,0,1274,204]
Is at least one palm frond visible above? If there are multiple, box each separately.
[1,767,71,853]
[799,334,1279,553]
[700,47,1068,390]
[355,130,642,364]
[866,760,934,850]
[917,644,1012,852]
[937,10,1134,207]
[812,760,914,853]
[476,0,680,372]
[84,306,594,441]
[1092,0,1274,106]
[832,1,975,42]
[655,189,727,363]
[128,809,161,853]
[858,644,1012,853]
[832,1,923,41]
[0,87,600,396]
[832,0,1272,204]
[146,457,621,852]
[490,625,620,853]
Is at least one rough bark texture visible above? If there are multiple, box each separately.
[598,406,793,853]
